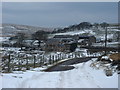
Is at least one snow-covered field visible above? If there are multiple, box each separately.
[1,58,118,88]
[54,29,95,36]
[0,37,10,42]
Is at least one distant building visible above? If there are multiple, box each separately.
[45,38,77,52]
[53,35,79,40]
[53,34,96,48]
[2,41,11,47]
[77,35,96,46]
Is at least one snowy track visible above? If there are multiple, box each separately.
[2,59,118,88]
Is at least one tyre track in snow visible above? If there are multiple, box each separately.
[57,70,72,88]
[18,73,47,88]
[78,63,101,88]
[59,71,65,88]
[57,62,101,88]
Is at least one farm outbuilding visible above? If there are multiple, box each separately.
[45,38,77,52]
[78,35,96,46]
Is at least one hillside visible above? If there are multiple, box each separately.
[1,23,54,37]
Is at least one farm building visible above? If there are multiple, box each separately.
[78,35,96,46]
[53,34,96,47]
[53,35,79,40]
[45,38,77,52]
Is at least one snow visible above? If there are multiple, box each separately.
[54,29,95,36]
[96,34,114,40]
[2,59,118,88]
[109,29,120,32]
[4,26,16,29]
[0,26,3,28]
[0,37,10,42]
[101,56,109,59]
[0,74,2,90]
[108,42,120,44]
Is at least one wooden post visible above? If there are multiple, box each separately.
[57,54,59,60]
[49,55,51,64]
[52,55,54,64]
[26,55,28,70]
[57,54,59,61]
[72,53,74,58]
[39,56,42,66]
[34,55,36,68]
[75,52,77,58]
[18,58,21,71]
[60,53,62,60]
[42,55,45,65]
[8,54,11,72]
[55,55,57,62]
[62,53,64,59]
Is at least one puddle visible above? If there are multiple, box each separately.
[45,65,75,72]
[60,58,90,65]
[45,57,92,72]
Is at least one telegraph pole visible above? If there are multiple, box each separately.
[105,26,107,55]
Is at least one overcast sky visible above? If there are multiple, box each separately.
[2,2,118,28]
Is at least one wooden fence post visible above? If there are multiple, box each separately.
[60,53,62,60]
[55,55,57,62]
[18,57,21,71]
[26,55,28,70]
[39,56,42,66]
[34,55,36,68]
[8,54,11,72]
[72,53,74,58]
[57,54,59,60]
[57,54,59,61]
[43,55,45,65]
[52,55,54,64]
[49,55,52,64]
[75,52,77,58]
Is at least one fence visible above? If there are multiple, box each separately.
[1,50,103,73]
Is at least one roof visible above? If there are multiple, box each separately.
[46,38,76,45]
[79,35,95,39]
[54,35,72,38]
[46,38,61,44]
[78,39,84,42]
[54,35,95,39]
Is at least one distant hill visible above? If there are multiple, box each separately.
[1,23,54,37]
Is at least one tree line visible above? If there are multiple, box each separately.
[52,22,109,34]
[8,30,49,49]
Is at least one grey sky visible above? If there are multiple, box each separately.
[2,2,118,28]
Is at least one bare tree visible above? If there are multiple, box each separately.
[32,30,48,47]
[93,23,99,30]
[16,32,26,49]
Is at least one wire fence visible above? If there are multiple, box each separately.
[1,50,103,73]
